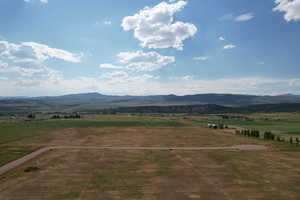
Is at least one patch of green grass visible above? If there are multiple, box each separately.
[54,192,80,200]
[0,118,183,144]
[0,146,37,167]
[62,193,80,199]
[24,166,40,173]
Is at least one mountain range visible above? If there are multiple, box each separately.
[1,92,300,114]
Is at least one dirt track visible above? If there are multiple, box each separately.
[0,145,267,175]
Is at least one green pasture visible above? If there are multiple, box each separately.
[0,117,182,144]
[0,146,37,167]
[195,119,300,135]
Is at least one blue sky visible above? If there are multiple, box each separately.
[0,0,300,96]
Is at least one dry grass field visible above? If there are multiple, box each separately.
[1,115,300,200]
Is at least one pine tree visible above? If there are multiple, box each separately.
[276,136,281,142]
[271,133,275,140]
[290,137,293,144]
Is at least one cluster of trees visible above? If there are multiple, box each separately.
[235,129,300,146]
[263,131,276,140]
[27,113,36,119]
[235,129,260,138]
[221,115,254,121]
[51,113,81,119]
[51,115,61,119]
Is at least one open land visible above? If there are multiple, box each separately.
[0,114,300,199]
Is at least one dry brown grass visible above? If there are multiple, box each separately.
[1,148,300,200]
[9,125,264,148]
[1,117,300,199]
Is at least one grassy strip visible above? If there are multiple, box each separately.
[0,146,38,167]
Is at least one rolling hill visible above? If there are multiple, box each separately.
[1,93,300,114]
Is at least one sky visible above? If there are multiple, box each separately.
[0,0,300,96]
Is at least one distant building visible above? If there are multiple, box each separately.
[24,117,33,121]
[208,123,219,129]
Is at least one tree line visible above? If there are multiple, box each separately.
[235,129,300,146]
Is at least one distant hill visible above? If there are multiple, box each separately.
[100,103,300,114]
[1,92,300,114]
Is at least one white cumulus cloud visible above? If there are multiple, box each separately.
[121,0,197,50]
[219,36,225,41]
[289,79,300,86]
[24,0,48,3]
[103,20,112,25]
[234,13,255,21]
[193,56,208,61]
[99,71,129,79]
[0,61,8,68]
[99,71,158,83]
[0,40,82,63]
[100,51,175,71]
[100,64,123,69]
[220,13,255,22]
[0,64,62,86]
[223,44,236,49]
[181,75,193,80]
[274,0,300,21]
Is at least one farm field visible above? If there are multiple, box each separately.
[191,112,300,136]
[0,115,300,200]
[0,117,182,145]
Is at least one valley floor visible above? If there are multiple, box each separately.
[0,116,300,200]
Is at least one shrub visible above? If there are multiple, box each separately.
[271,134,275,140]
[264,131,275,140]
[63,113,81,119]
[51,115,60,119]
[27,113,35,119]
[255,130,260,138]
[276,136,281,142]
[24,166,40,172]
[219,124,224,129]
